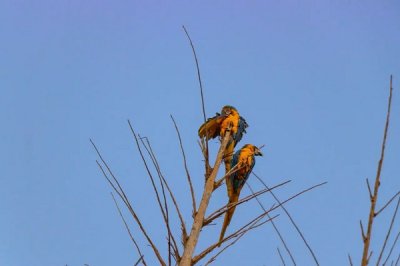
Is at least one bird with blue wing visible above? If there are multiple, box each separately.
[218,144,263,245]
[198,105,248,196]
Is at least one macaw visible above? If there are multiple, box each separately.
[218,144,263,245]
[198,105,248,196]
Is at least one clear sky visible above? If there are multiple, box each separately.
[1,1,400,265]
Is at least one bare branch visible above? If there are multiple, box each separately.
[360,220,366,242]
[361,75,394,266]
[253,172,321,266]
[395,253,400,265]
[171,115,197,215]
[182,25,206,123]
[111,193,147,266]
[204,214,277,266]
[179,129,232,265]
[376,191,400,217]
[193,213,279,264]
[204,180,291,225]
[139,136,179,264]
[134,256,145,266]
[127,121,179,262]
[182,25,211,177]
[247,182,296,265]
[366,178,373,200]
[136,133,188,247]
[213,164,242,191]
[369,251,373,263]
[377,196,400,265]
[348,254,354,266]
[383,231,400,266]
[204,217,275,266]
[277,247,287,266]
[91,140,166,266]
[195,181,326,264]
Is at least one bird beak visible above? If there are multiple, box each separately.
[255,149,263,156]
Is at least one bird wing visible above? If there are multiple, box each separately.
[198,113,226,139]
[232,116,248,147]
[229,150,241,193]
[230,152,255,194]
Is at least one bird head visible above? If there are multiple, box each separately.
[243,144,263,156]
[221,105,238,116]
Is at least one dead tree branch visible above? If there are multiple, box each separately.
[193,181,326,264]
[383,230,400,265]
[182,25,211,176]
[193,213,280,264]
[376,191,400,217]
[253,172,321,266]
[138,135,179,263]
[127,122,179,262]
[377,196,400,265]
[204,180,291,225]
[111,192,147,266]
[179,129,231,265]
[361,75,394,266]
[349,254,354,266]
[277,247,287,266]
[247,182,296,265]
[171,115,197,215]
[90,140,166,266]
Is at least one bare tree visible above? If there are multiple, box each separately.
[90,27,328,266]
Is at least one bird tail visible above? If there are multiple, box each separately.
[218,194,239,247]
[223,142,235,197]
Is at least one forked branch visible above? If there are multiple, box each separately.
[361,75,394,266]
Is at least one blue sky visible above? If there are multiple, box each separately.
[1,1,400,265]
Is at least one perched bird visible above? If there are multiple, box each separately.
[198,106,248,196]
[219,144,263,245]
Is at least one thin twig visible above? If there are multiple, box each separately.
[395,253,400,265]
[204,217,276,266]
[182,25,206,123]
[195,182,326,264]
[133,128,181,262]
[111,193,147,266]
[204,231,246,266]
[366,178,373,199]
[134,256,145,266]
[193,213,279,264]
[213,164,245,191]
[182,25,210,176]
[139,136,178,264]
[127,122,178,263]
[91,140,166,266]
[361,75,394,266]
[348,254,354,266]
[383,231,400,265]
[137,134,188,248]
[247,182,296,265]
[360,220,366,242]
[253,172,321,266]
[277,247,287,266]
[376,191,400,217]
[171,115,197,215]
[377,196,400,265]
[204,180,290,225]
